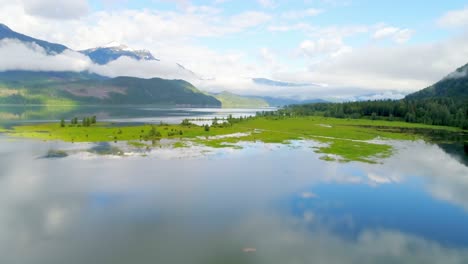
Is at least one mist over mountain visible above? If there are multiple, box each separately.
[252,78,317,87]
[0,23,68,54]
[0,70,221,107]
[406,63,468,101]
[1,23,465,108]
[0,24,196,79]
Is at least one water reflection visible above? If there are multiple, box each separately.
[1,137,468,263]
[0,105,273,125]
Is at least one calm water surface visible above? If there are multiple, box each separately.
[1,107,468,263]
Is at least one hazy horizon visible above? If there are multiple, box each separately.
[1,0,468,100]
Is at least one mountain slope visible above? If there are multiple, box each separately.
[252,78,313,87]
[213,91,269,108]
[286,62,468,129]
[0,23,68,54]
[0,24,159,65]
[406,63,468,100]
[0,70,105,84]
[250,96,328,107]
[0,71,221,106]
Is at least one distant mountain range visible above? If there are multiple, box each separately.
[3,23,450,109]
[0,70,220,106]
[0,23,332,108]
[0,24,220,106]
[252,78,316,87]
[0,23,191,73]
[0,23,67,54]
[253,96,327,106]
[212,91,270,108]
[211,91,329,108]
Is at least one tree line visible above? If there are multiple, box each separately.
[258,98,467,129]
[60,116,97,127]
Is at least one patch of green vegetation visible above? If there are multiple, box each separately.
[88,143,124,156]
[3,116,463,163]
[44,149,68,158]
[213,91,269,108]
[0,87,78,106]
[127,141,150,148]
[319,155,338,162]
[172,141,186,148]
[313,138,392,164]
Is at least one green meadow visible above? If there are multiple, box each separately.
[1,116,464,163]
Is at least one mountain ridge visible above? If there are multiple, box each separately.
[80,42,159,65]
[0,23,68,54]
[0,70,221,107]
[406,63,468,100]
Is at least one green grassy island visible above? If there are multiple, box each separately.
[1,114,465,164]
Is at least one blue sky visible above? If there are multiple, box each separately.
[1,0,468,99]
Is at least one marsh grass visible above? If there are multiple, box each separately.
[2,116,463,163]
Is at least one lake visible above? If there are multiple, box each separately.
[1,106,468,263]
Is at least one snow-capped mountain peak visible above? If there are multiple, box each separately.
[80,42,159,65]
[101,41,133,51]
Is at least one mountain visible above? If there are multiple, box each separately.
[0,71,221,107]
[287,62,468,129]
[211,92,328,108]
[80,42,159,65]
[406,63,468,100]
[0,23,68,54]
[213,91,269,108]
[0,70,106,83]
[0,24,220,107]
[0,24,159,66]
[250,96,327,107]
[252,78,314,87]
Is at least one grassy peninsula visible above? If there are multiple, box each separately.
[1,115,464,163]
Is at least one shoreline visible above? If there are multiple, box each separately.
[1,116,465,164]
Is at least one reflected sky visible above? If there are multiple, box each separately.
[0,106,273,125]
[1,136,468,263]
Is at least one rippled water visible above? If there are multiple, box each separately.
[1,107,468,263]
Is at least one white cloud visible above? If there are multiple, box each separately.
[299,37,351,58]
[284,32,468,94]
[0,1,468,99]
[281,8,323,19]
[268,23,313,32]
[213,0,230,4]
[0,38,203,81]
[259,47,275,65]
[184,5,222,15]
[0,4,271,51]
[373,26,414,44]
[354,91,407,101]
[438,7,468,28]
[268,23,369,39]
[257,0,275,8]
[21,0,89,20]
[445,67,468,79]
[0,39,91,72]
[229,11,271,29]
[90,56,197,80]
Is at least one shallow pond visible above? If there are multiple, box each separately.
[1,107,468,263]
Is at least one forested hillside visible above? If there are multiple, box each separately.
[0,71,221,107]
[282,64,468,129]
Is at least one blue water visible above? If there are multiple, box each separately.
[0,127,468,263]
[289,178,468,247]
